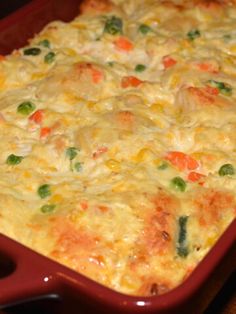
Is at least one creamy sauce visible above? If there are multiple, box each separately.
[0,0,235,296]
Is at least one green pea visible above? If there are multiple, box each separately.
[6,154,24,165]
[23,47,41,56]
[38,39,50,48]
[171,177,186,192]
[74,162,82,172]
[104,16,123,35]
[187,29,201,41]
[44,52,55,64]
[223,34,232,42]
[107,61,114,67]
[40,204,56,213]
[207,80,232,96]
[66,147,78,161]
[139,24,152,35]
[158,162,168,170]
[17,101,36,115]
[218,164,235,176]
[38,184,51,199]
[135,64,146,72]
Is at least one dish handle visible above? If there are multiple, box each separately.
[0,233,57,309]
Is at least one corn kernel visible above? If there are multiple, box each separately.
[71,23,87,30]
[150,103,164,113]
[181,39,192,49]
[224,57,234,66]
[145,18,160,26]
[51,194,63,203]
[105,159,121,172]
[153,158,162,166]
[170,75,180,88]
[23,171,32,178]
[191,152,206,161]
[206,234,217,247]
[0,75,5,88]
[87,102,96,109]
[31,72,46,80]
[135,148,154,162]
[230,45,236,53]
[64,48,77,57]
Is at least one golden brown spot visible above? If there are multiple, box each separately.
[194,189,235,226]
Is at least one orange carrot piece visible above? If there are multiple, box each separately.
[97,205,109,213]
[187,87,215,106]
[0,55,6,61]
[165,151,199,171]
[116,110,134,125]
[204,85,219,96]
[75,62,103,84]
[121,76,143,88]
[29,109,44,124]
[195,62,219,74]
[80,201,88,210]
[40,127,52,139]
[162,55,177,69]
[114,37,134,52]
[188,171,206,182]
[93,146,108,159]
[91,68,103,84]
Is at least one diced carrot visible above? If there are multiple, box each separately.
[187,87,215,106]
[165,151,199,171]
[40,127,52,139]
[0,55,5,61]
[93,146,108,159]
[80,201,88,210]
[162,55,177,69]
[188,171,206,183]
[204,85,219,96]
[114,37,134,52]
[91,68,103,84]
[121,76,143,88]
[116,110,134,125]
[29,109,44,124]
[195,62,219,74]
[75,62,103,84]
[97,205,109,213]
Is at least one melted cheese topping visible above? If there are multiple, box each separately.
[0,0,235,296]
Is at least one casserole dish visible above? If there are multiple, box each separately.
[0,0,235,313]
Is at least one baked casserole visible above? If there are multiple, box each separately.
[0,0,235,296]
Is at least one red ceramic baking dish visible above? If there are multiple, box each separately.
[0,1,235,313]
